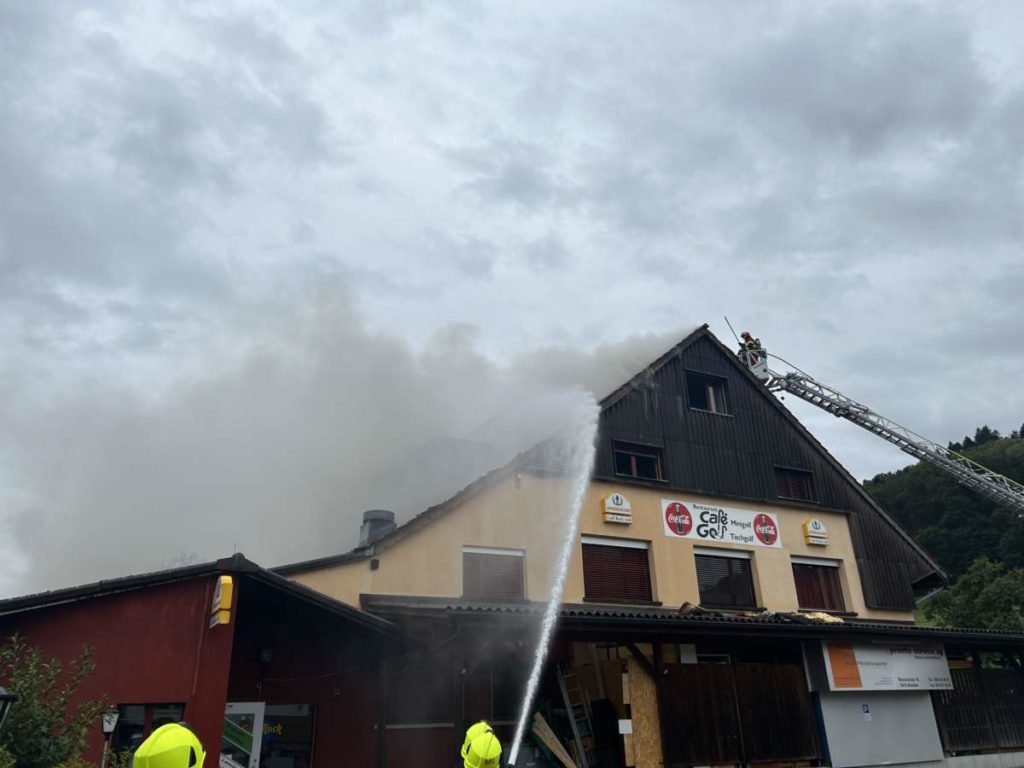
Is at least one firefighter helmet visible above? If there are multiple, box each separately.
[133,723,206,768]
[464,730,502,768]
[461,721,494,760]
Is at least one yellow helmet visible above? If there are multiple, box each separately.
[464,730,502,768]
[133,723,206,768]
[461,721,493,760]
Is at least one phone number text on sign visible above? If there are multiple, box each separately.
[662,499,782,548]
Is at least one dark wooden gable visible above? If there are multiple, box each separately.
[594,327,941,611]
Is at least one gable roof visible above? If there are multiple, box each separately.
[0,552,392,633]
[691,329,945,582]
[276,325,944,587]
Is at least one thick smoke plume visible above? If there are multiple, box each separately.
[2,293,681,595]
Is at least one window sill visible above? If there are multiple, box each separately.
[688,408,734,418]
[461,595,528,603]
[613,472,669,484]
[776,495,820,505]
[582,597,663,607]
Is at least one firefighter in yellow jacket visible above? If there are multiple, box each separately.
[461,720,502,768]
[133,722,206,768]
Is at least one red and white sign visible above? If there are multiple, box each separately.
[662,499,782,548]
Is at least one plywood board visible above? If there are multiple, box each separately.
[627,657,664,768]
[532,712,576,768]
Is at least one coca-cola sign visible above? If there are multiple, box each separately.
[664,501,693,536]
[661,499,783,548]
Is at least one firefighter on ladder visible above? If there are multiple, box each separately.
[739,330,763,366]
[461,720,502,768]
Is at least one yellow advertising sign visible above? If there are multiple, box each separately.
[602,493,632,524]
[210,575,233,628]
[802,518,829,546]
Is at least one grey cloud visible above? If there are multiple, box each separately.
[3,0,1024,592]
[451,138,562,208]
[717,7,988,154]
[420,229,496,280]
[523,234,568,270]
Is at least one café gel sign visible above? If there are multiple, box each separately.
[662,499,782,548]
[602,493,632,524]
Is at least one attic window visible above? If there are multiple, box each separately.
[613,441,664,481]
[775,467,816,502]
[686,371,730,415]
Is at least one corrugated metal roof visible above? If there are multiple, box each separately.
[0,553,393,633]
[358,594,1024,645]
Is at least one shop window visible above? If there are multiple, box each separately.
[695,550,756,609]
[792,559,845,611]
[775,467,816,502]
[686,371,730,414]
[111,703,185,754]
[613,441,664,481]
[582,536,653,602]
[262,704,316,768]
[462,547,525,600]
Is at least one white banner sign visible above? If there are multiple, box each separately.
[661,499,782,548]
[822,641,953,691]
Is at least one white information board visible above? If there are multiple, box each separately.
[822,641,953,691]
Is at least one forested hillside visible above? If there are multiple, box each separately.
[863,425,1024,577]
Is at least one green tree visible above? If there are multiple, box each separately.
[865,430,1024,576]
[0,635,104,768]
[923,557,1024,630]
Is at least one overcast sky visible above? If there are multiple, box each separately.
[2,1,1023,595]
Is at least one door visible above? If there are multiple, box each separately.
[221,702,266,768]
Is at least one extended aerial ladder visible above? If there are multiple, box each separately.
[736,338,1024,517]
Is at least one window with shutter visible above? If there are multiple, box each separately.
[462,548,525,600]
[792,560,845,611]
[775,467,816,502]
[695,552,756,608]
[581,538,653,602]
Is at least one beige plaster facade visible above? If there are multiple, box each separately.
[290,470,914,623]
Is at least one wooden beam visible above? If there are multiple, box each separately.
[626,643,656,680]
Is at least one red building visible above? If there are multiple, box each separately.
[0,554,391,767]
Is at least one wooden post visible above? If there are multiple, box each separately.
[377,657,388,768]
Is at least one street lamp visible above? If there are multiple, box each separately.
[100,707,120,768]
[0,686,16,734]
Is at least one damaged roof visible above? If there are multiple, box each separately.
[359,594,1024,648]
[277,325,944,592]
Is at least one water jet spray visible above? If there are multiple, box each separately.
[506,401,599,766]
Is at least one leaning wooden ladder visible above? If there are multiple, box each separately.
[557,664,596,768]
